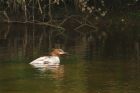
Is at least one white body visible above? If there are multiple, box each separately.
[30,56,60,68]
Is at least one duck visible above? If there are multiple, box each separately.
[29,49,67,68]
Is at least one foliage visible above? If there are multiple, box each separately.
[0,0,139,39]
[0,0,106,21]
[0,0,138,22]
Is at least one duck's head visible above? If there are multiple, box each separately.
[50,49,67,56]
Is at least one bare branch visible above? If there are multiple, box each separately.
[37,0,43,14]
[74,23,98,32]
[59,15,83,26]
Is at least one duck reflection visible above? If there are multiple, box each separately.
[32,65,64,80]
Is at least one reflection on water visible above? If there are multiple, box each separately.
[32,65,64,80]
[0,23,140,93]
[1,59,140,93]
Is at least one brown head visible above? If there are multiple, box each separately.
[50,49,67,56]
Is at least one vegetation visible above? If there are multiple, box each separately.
[0,0,139,59]
[0,0,138,24]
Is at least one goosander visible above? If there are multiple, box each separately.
[30,49,66,68]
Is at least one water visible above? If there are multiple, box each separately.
[0,23,140,93]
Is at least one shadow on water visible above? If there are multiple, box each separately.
[0,22,140,93]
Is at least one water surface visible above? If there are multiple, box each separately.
[0,23,140,93]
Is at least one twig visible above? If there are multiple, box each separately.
[37,0,43,14]
[59,15,83,26]
[2,11,10,22]
[74,23,97,31]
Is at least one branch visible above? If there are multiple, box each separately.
[74,23,98,32]
[59,15,83,26]
[37,0,43,14]
[2,20,64,30]
[0,11,10,22]
[48,0,52,22]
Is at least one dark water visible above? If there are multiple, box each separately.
[0,23,140,93]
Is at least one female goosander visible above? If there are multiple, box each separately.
[30,49,66,68]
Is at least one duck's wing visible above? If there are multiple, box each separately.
[30,56,49,64]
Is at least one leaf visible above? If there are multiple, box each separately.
[82,7,85,12]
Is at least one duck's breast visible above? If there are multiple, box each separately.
[47,56,60,65]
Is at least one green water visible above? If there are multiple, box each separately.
[0,57,140,93]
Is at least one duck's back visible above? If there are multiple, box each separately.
[30,56,60,67]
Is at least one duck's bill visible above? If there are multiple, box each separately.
[60,52,68,55]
